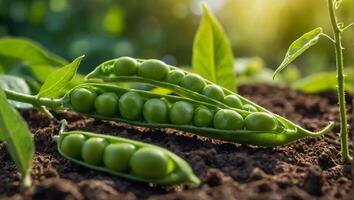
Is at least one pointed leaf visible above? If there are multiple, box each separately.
[0,37,67,67]
[0,87,34,187]
[273,27,323,79]
[37,56,84,98]
[192,3,236,91]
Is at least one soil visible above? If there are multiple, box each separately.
[0,84,353,200]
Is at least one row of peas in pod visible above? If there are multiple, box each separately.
[86,57,259,112]
[56,127,200,185]
[68,83,278,132]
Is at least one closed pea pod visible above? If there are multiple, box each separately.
[54,121,200,186]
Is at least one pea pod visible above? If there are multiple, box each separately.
[4,82,333,147]
[54,121,200,186]
[85,57,334,145]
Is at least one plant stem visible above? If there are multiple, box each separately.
[327,0,352,164]
[4,89,63,110]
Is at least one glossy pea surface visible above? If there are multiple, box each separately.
[61,134,86,159]
[202,85,225,101]
[130,147,170,179]
[113,57,138,76]
[193,106,213,127]
[165,70,184,84]
[138,60,169,81]
[223,95,243,109]
[70,88,97,113]
[245,112,277,131]
[242,104,258,112]
[180,74,206,93]
[81,137,108,166]
[143,99,169,123]
[119,92,143,120]
[103,143,136,172]
[94,93,119,117]
[169,101,194,125]
[213,109,244,130]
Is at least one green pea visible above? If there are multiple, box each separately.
[113,57,139,76]
[165,70,185,84]
[143,99,169,123]
[242,104,258,112]
[193,106,213,127]
[130,147,171,179]
[202,85,225,101]
[137,59,169,80]
[180,74,206,93]
[81,137,108,166]
[103,143,136,172]
[61,134,86,159]
[245,112,277,131]
[213,109,244,130]
[119,92,143,120]
[94,93,119,117]
[169,101,194,125]
[70,88,97,113]
[223,95,243,109]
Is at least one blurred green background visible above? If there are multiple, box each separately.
[0,0,352,75]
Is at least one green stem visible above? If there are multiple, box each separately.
[4,89,63,110]
[327,0,352,164]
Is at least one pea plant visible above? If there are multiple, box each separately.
[273,0,353,164]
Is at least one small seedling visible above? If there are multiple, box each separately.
[273,0,353,164]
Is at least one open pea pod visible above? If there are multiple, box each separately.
[4,82,333,147]
[85,57,334,144]
[54,121,200,186]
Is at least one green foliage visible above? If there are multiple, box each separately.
[273,28,323,79]
[0,87,34,187]
[0,75,32,109]
[37,56,84,98]
[292,70,353,94]
[192,3,236,91]
[0,37,66,69]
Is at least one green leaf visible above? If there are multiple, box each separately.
[292,70,353,94]
[0,75,32,109]
[0,37,67,67]
[37,56,84,98]
[192,3,236,91]
[273,27,323,79]
[0,87,34,187]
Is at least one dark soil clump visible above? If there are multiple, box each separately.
[0,84,352,200]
